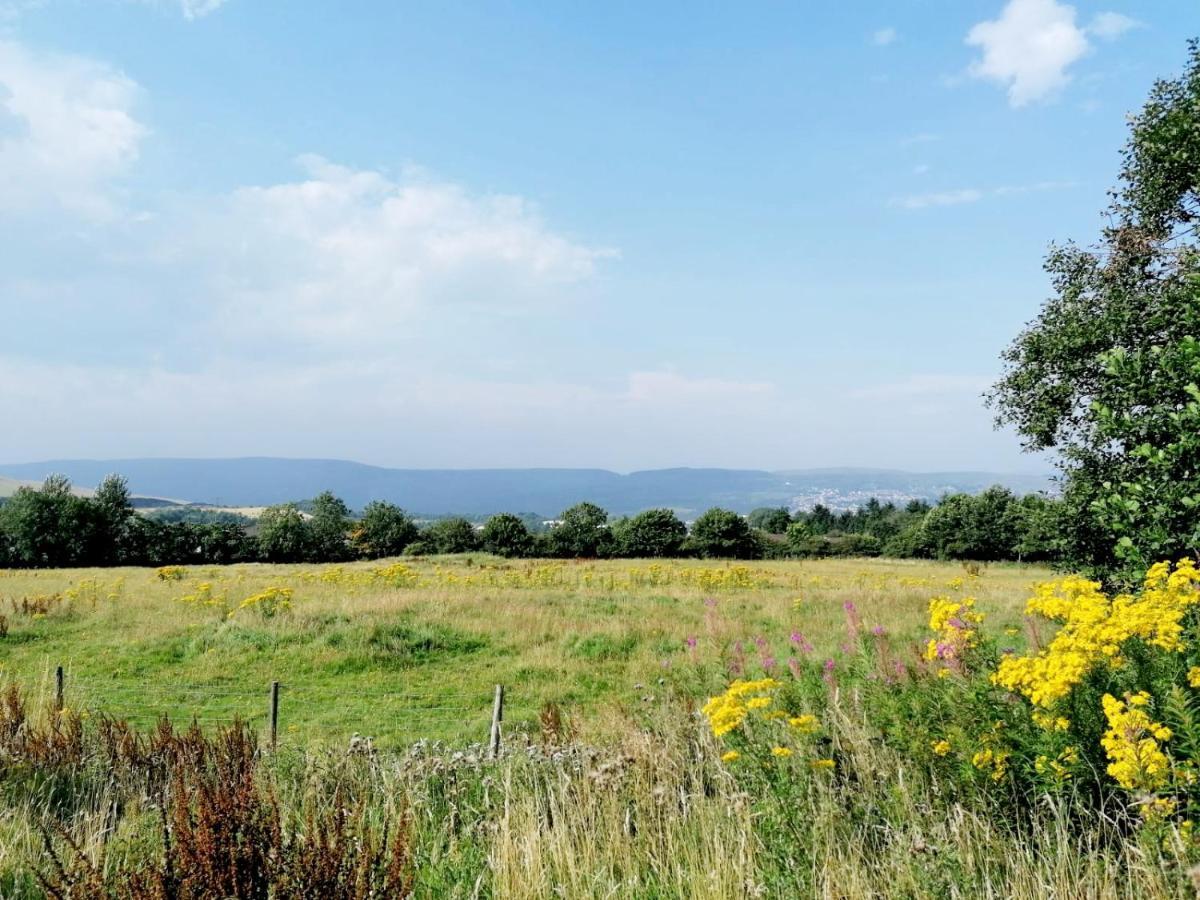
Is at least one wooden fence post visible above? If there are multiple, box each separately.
[54,665,64,714]
[269,681,280,750]
[489,684,505,758]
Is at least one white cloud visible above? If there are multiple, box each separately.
[0,40,146,217]
[0,41,615,360]
[624,371,774,406]
[872,27,898,47]
[890,189,984,210]
[899,133,940,146]
[966,2,1137,107]
[0,354,1026,470]
[966,0,1090,106]
[149,155,616,350]
[1088,11,1138,40]
[0,357,781,468]
[178,0,228,18]
[891,180,1073,210]
[1,0,227,21]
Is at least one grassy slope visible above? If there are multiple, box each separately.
[0,556,1050,749]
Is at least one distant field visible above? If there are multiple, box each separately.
[0,556,1052,748]
[0,476,93,499]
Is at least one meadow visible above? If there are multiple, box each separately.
[3,555,1199,898]
[0,556,1044,748]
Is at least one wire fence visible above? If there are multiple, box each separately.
[39,665,532,750]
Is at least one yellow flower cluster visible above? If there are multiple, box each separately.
[1034,745,1079,783]
[1031,710,1071,732]
[293,563,422,589]
[63,577,124,605]
[156,565,188,582]
[371,563,421,587]
[971,721,1010,781]
[971,747,1011,782]
[233,585,294,618]
[428,562,777,592]
[931,739,951,756]
[924,595,983,668]
[994,561,1200,708]
[1100,692,1172,791]
[701,678,781,737]
[178,581,229,609]
[788,714,819,734]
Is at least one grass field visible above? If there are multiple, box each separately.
[0,556,1048,748]
[7,555,1200,898]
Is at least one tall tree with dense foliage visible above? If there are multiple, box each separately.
[612,508,687,558]
[549,502,614,558]
[920,489,1018,561]
[481,513,534,557]
[688,508,760,559]
[747,507,793,534]
[307,491,352,562]
[990,42,1200,582]
[0,476,100,567]
[257,503,311,563]
[421,517,481,554]
[353,501,418,558]
[94,474,136,563]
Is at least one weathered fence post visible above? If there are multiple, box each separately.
[269,681,280,750]
[489,684,505,758]
[54,665,64,714]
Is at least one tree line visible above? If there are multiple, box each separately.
[0,473,1063,568]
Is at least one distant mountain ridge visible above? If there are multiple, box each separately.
[0,458,1053,517]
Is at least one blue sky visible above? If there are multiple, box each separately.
[0,0,1193,472]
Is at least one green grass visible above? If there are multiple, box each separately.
[0,556,1050,749]
[4,556,1198,898]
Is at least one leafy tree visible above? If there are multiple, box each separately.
[687,508,760,559]
[194,523,258,564]
[353,501,418,559]
[921,489,1018,561]
[481,513,534,558]
[747,507,793,534]
[145,507,254,527]
[549,502,613,558]
[1004,494,1064,563]
[784,520,813,555]
[806,504,835,535]
[990,41,1200,582]
[0,476,100,567]
[612,508,687,558]
[823,533,882,557]
[94,474,136,562]
[883,519,931,559]
[257,503,311,563]
[307,491,352,562]
[422,517,480,554]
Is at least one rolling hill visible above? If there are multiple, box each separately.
[0,458,1053,517]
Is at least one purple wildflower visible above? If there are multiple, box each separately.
[790,631,814,654]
